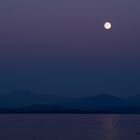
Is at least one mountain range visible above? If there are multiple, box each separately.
[0,90,140,114]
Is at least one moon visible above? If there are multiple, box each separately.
[104,22,112,30]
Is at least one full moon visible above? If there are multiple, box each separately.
[104,22,112,30]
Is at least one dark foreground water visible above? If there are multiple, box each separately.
[0,114,140,140]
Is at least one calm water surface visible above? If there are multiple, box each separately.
[0,114,140,140]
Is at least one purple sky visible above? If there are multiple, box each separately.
[0,0,140,96]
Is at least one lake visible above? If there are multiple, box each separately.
[0,114,140,140]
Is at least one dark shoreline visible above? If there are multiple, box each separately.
[0,111,140,114]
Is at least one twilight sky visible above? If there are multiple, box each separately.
[0,0,140,96]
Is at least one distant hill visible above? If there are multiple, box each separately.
[63,94,132,108]
[128,94,140,105]
[0,92,140,114]
[0,90,75,108]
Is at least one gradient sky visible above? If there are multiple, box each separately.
[0,0,140,96]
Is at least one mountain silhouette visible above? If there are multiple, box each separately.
[128,94,140,105]
[61,94,132,109]
[0,91,140,113]
[0,90,75,108]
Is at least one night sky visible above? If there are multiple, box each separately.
[0,0,140,97]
